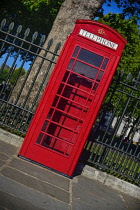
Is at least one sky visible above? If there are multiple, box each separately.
[0,54,32,72]
[102,1,122,14]
[0,1,133,71]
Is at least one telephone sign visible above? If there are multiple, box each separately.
[19,20,127,176]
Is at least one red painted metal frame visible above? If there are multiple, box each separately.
[19,20,127,176]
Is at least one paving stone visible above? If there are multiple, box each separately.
[72,197,126,210]
[0,190,44,210]
[72,198,97,210]
[1,167,69,204]
[120,193,140,210]
[0,140,18,156]
[9,157,70,191]
[0,160,6,168]
[0,174,69,210]
[0,152,9,161]
[72,176,127,209]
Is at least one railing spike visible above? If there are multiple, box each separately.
[40,35,46,45]
[24,28,30,37]
[1,19,6,29]
[47,39,53,47]
[137,71,140,80]
[55,42,61,51]
[32,31,38,41]
[16,25,22,34]
[126,73,132,81]
[8,22,14,32]
[120,69,124,77]
[132,71,140,85]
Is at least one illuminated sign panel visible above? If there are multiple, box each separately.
[79,29,118,50]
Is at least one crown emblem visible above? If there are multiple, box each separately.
[98,28,105,35]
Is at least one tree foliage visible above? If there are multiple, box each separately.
[0,67,26,84]
[110,0,140,17]
[1,0,139,36]
[0,69,9,83]
[0,0,139,61]
[96,13,140,136]
[0,0,64,36]
[0,0,64,60]
[97,13,140,77]
[98,0,140,20]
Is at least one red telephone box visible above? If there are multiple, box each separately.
[19,20,127,176]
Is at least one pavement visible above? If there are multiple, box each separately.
[0,131,140,210]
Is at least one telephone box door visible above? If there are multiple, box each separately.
[19,39,117,176]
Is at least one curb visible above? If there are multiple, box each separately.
[81,164,140,199]
[0,128,23,148]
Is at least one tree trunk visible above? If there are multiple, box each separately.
[44,0,105,49]
[11,0,105,110]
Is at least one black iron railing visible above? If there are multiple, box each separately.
[0,19,61,133]
[82,71,140,186]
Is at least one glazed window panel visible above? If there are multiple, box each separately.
[101,58,109,70]
[67,59,75,70]
[97,71,104,82]
[72,46,80,58]
[44,122,74,142]
[67,73,93,92]
[62,85,90,105]
[41,121,49,132]
[51,110,81,130]
[78,48,104,68]
[72,61,98,80]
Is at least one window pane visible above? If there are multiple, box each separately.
[67,59,75,70]
[78,49,104,68]
[62,71,69,82]
[52,110,79,130]
[72,61,98,80]
[72,46,80,58]
[101,58,109,70]
[47,108,54,119]
[52,96,59,107]
[36,133,44,144]
[41,121,49,131]
[92,83,98,91]
[97,71,104,82]
[67,73,93,92]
